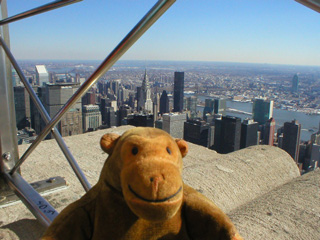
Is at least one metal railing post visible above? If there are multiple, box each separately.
[0,0,19,176]
[0,36,91,192]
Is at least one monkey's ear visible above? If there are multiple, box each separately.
[175,139,188,158]
[100,133,120,155]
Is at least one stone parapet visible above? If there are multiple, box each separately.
[0,126,318,240]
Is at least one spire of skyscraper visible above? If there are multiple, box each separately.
[142,69,150,91]
[137,69,153,113]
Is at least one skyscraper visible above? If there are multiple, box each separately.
[100,97,109,124]
[311,131,320,145]
[214,98,227,115]
[240,119,258,149]
[100,97,118,126]
[117,105,131,126]
[75,73,80,84]
[292,74,299,92]
[303,143,320,172]
[252,98,273,125]
[186,96,197,118]
[82,91,96,107]
[184,119,214,148]
[214,116,241,154]
[44,83,82,138]
[14,86,31,130]
[162,112,187,139]
[30,86,46,134]
[173,72,184,112]
[153,93,160,118]
[282,120,301,163]
[128,93,136,109]
[35,65,49,86]
[277,127,284,148]
[160,90,169,115]
[105,107,117,128]
[82,104,102,132]
[98,81,107,95]
[263,118,276,146]
[137,70,153,113]
[203,99,214,118]
[127,113,154,127]
[12,68,20,86]
[119,86,129,105]
[111,80,120,96]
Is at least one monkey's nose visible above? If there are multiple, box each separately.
[150,174,164,197]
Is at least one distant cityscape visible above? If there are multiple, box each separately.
[13,60,320,175]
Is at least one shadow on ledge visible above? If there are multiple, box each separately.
[1,219,45,240]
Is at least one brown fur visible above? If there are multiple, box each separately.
[42,127,242,240]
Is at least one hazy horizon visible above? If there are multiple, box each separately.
[17,59,320,69]
[7,1,320,66]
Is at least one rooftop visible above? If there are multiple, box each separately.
[35,65,48,74]
[1,125,319,239]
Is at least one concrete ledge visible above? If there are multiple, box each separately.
[183,143,300,212]
[0,126,315,240]
[230,169,320,240]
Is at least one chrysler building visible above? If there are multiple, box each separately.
[137,70,153,113]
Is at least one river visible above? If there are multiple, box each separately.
[193,95,320,142]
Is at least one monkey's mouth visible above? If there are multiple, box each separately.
[128,185,182,203]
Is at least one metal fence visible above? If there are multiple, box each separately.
[0,0,175,227]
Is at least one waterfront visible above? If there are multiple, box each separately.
[195,96,320,142]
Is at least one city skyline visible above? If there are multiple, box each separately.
[12,61,320,172]
[6,0,320,66]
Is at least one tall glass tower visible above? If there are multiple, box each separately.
[173,72,184,112]
[282,120,301,163]
[160,90,169,115]
[252,98,273,125]
[35,65,49,86]
[292,74,299,92]
[203,99,214,118]
[214,116,241,154]
[214,98,227,115]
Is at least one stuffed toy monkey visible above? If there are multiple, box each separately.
[42,127,242,240]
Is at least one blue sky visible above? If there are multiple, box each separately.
[5,0,320,66]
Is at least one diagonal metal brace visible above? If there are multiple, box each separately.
[2,171,59,227]
[295,0,320,13]
[0,0,82,26]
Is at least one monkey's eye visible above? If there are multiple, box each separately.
[132,146,138,155]
[166,147,171,155]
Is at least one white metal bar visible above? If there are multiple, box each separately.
[295,0,320,13]
[0,0,82,26]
